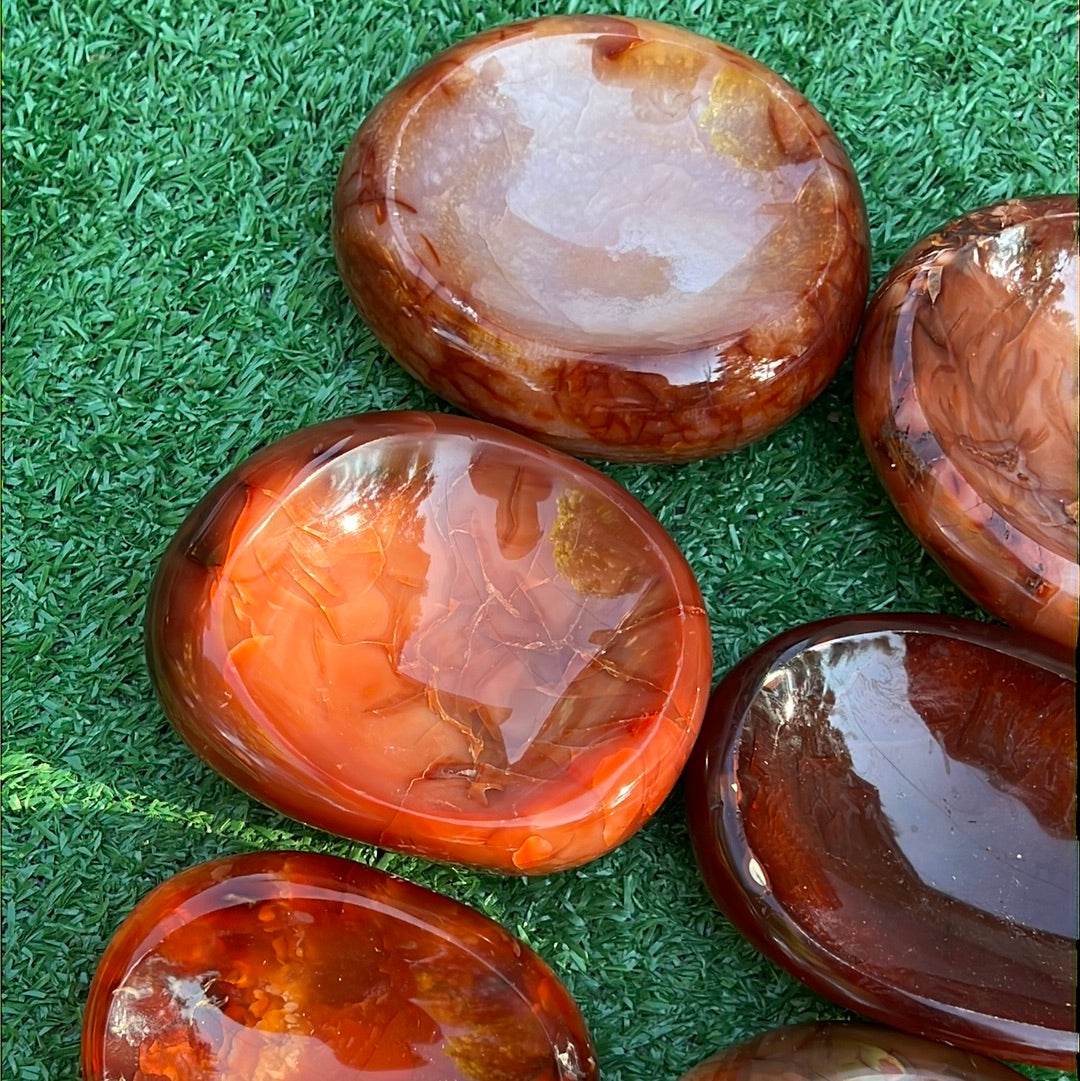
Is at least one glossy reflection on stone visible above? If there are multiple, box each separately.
[855,195,1079,648]
[334,15,870,462]
[684,614,1078,1069]
[677,1022,1028,1081]
[81,851,598,1081]
[146,412,711,874]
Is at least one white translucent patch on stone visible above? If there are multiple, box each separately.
[747,855,768,889]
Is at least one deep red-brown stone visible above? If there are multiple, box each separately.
[684,614,1077,1069]
[677,1022,1028,1081]
[333,15,870,462]
[146,412,711,874]
[81,851,598,1081]
[855,195,1079,648]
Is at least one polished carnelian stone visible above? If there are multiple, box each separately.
[684,614,1078,1068]
[855,196,1079,648]
[146,412,711,874]
[81,851,598,1081]
[333,15,870,462]
[677,1022,1027,1081]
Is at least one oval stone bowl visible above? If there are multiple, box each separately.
[684,613,1077,1068]
[676,1021,1027,1081]
[334,15,870,462]
[855,195,1079,648]
[146,412,711,874]
[81,851,598,1080]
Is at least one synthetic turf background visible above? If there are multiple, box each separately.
[1,0,1076,1076]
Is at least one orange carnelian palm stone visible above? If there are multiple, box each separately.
[333,15,870,462]
[146,412,711,873]
[685,614,1078,1069]
[855,195,1079,648]
[81,851,599,1081]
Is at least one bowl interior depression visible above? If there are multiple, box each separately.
[911,211,1078,559]
[384,24,845,352]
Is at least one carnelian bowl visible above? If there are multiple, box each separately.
[334,15,870,461]
[855,195,1078,647]
[146,412,712,873]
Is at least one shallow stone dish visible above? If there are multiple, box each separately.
[684,613,1077,1069]
[676,1021,1027,1081]
[334,15,870,461]
[81,851,598,1080]
[146,412,711,874]
[855,195,1079,648]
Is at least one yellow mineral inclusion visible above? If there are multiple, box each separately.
[447,1026,529,1081]
[698,65,782,170]
[550,489,642,598]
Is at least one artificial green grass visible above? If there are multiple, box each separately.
[1,0,1076,1076]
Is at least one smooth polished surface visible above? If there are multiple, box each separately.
[334,15,870,461]
[146,412,711,873]
[684,614,1078,1068]
[677,1022,1027,1081]
[82,851,598,1080]
[855,195,1079,647]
